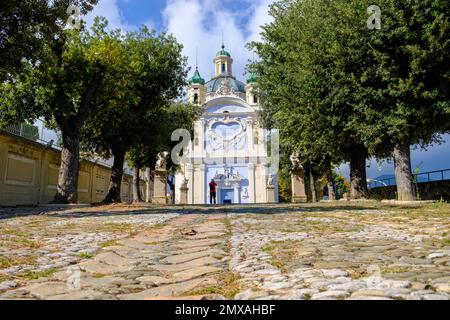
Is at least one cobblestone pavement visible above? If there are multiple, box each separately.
[0,202,449,300]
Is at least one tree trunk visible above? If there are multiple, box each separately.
[132,165,143,203]
[53,130,80,203]
[325,159,336,201]
[103,148,126,203]
[145,168,153,202]
[393,140,416,201]
[309,170,317,203]
[349,148,369,199]
[52,64,105,204]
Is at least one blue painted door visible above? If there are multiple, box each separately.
[221,189,234,204]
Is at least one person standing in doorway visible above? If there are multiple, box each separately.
[209,179,217,205]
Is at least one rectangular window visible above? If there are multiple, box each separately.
[221,63,226,73]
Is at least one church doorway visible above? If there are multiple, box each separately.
[220,189,234,204]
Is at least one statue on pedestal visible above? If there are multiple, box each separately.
[267,174,274,187]
[181,177,189,189]
[290,152,303,172]
[156,152,168,171]
[290,152,307,203]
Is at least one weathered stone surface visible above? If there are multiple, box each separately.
[173,266,221,281]
[48,289,107,300]
[136,276,174,286]
[0,203,449,300]
[152,256,222,273]
[94,252,136,266]
[79,260,133,274]
[162,249,226,264]
[117,277,218,300]
[311,290,349,300]
[22,282,68,299]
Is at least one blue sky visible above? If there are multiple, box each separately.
[82,0,450,179]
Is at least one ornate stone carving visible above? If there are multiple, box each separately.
[213,165,243,188]
[155,152,168,171]
[290,152,303,171]
[181,177,189,189]
[206,116,247,151]
[216,79,231,96]
[242,187,249,199]
[267,174,274,187]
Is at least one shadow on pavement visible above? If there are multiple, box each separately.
[0,202,402,220]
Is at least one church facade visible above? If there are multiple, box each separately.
[174,46,279,205]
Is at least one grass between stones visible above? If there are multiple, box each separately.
[93,273,107,278]
[0,255,37,269]
[78,252,94,259]
[181,272,242,299]
[382,266,411,275]
[262,240,304,271]
[99,240,119,248]
[15,268,57,280]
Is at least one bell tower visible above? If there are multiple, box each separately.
[245,73,259,106]
[213,44,233,77]
[187,66,206,105]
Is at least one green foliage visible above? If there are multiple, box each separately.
[278,167,292,203]
[0,1,99,82]
[21,122,40,141]
[333,173,349,199]
[249,0,450,196]
[82,26,191,162]
[0,18,123,128]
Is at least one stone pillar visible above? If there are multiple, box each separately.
[248,163,256,203]
[200,164,206,204]
[266,185,276,203]
[291,168,307,203]
[233,184,241,204]
[247,119,255,154]
[186,163,194,204]
[152,170,168,204]
[180,186,189,205]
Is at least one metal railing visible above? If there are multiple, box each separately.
[369,168,450,189]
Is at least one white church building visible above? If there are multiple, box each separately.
[174,45,279,205]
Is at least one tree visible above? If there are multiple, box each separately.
[1,18,122,203]
[126,103,199,203]
[82,27,189,203]
[0,0,98,82]
[249,0,370,200]
[357,0,450,200]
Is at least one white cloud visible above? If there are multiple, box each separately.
[83,0,274,80]
[163,0,274,82]
[83,0,136,31]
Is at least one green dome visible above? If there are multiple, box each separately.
[246,72,257,84]
[206,76,246,94]
[216,45,231,57]
[188,67,205,85]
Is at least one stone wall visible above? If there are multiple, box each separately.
[0,131,142,206]
[369,180,450,201]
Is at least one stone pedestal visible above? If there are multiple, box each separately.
[152,170,167,204]
[180,186,189,205]
[266,185,276,203]
[291,169,307,203]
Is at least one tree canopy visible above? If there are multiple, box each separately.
[249,0,450,200]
